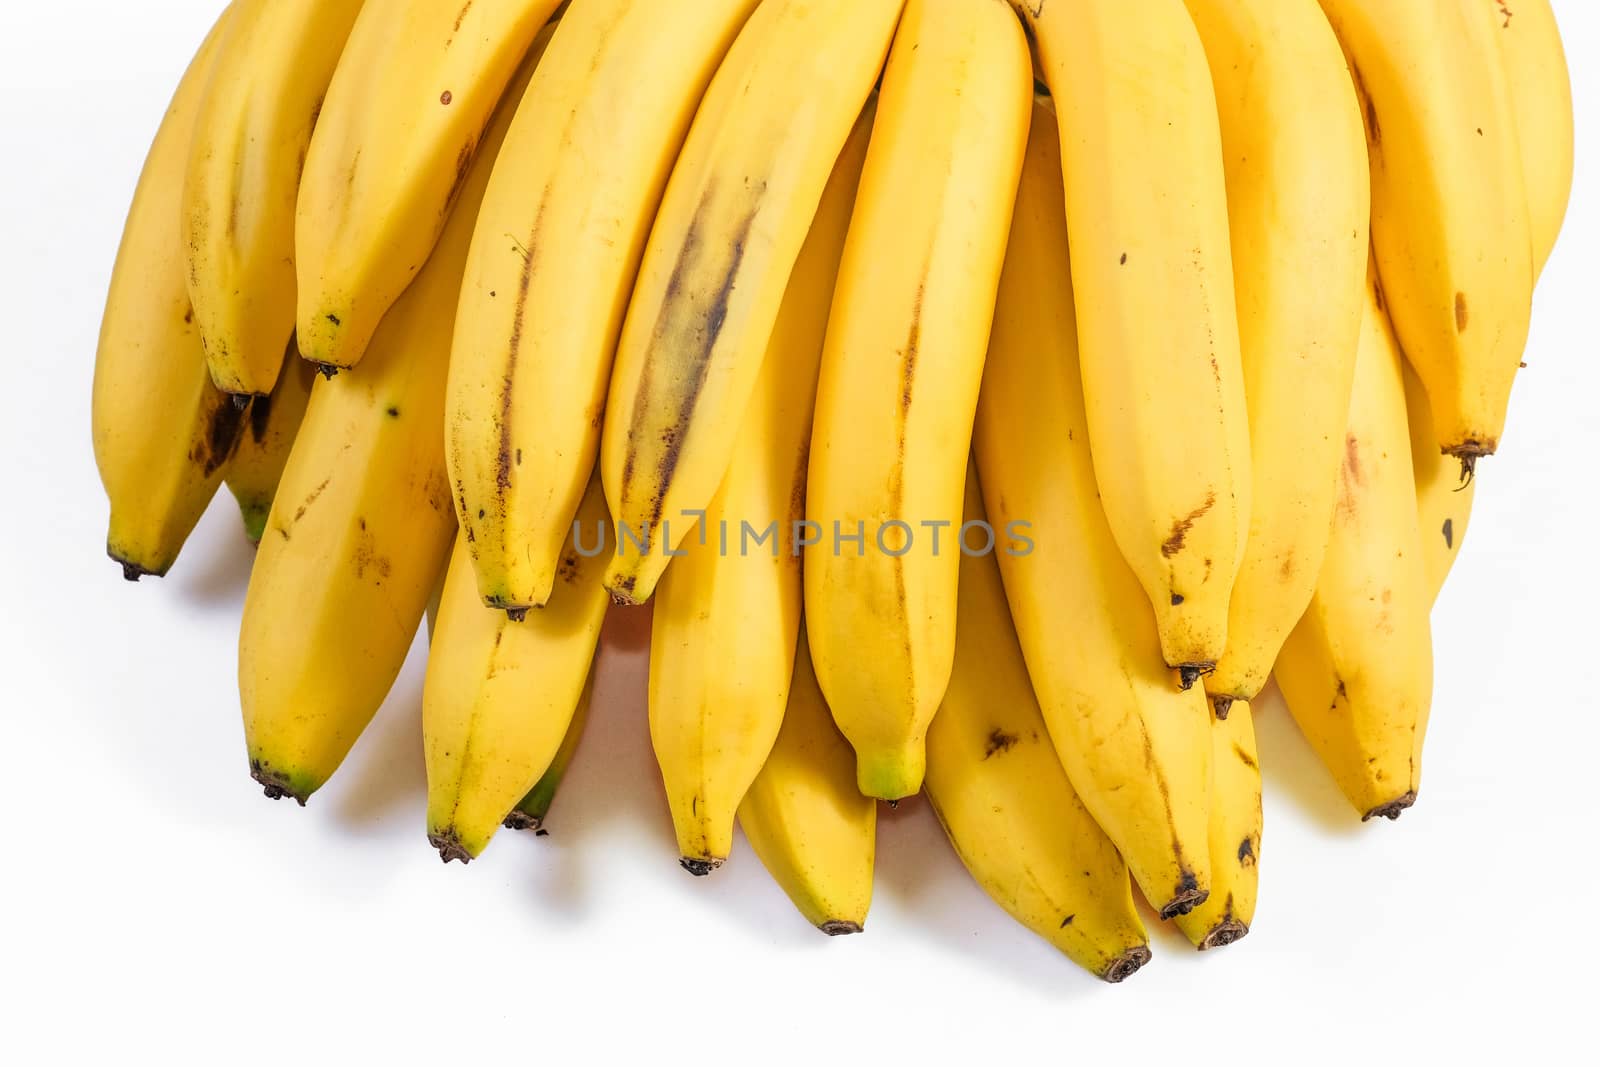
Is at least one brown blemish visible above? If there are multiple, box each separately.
[1454,292,1469,333]
[1237,835,1257,866]
[1234,743,1257,771]
[1160,492,1216,558]
[1170,593,1184,606]
[440,90,453,105]
[1441,518,1454,549]
[983,728,1019,759]
[193,395,248,477]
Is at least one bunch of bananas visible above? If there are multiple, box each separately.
[93,0,1572,983]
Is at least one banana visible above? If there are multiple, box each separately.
[448,0,761,614]
[973,101,1213,919]
[1183,0,1369,711]
[224,345,317,543]
[1009,0,1251,679]
[925,470,1151,984]
[738,626,875,935]
[240,44,547,805]
[182,0,365,397]
[1316,0,1532,467]
[94,9,244,582]
[648,98,870,873]
[1406,359,1474,604]
[599,0,905,606]
[1174,701,1262,950]
[503,666,595,835]
[804,0,1031,801]
[1275,268,1434,821]
[425,475,611,862]
[1483,0,1573,278]
[294,0,565,372]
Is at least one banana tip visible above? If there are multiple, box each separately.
[249,763,309,807]
[818,920,864,937]
[1198,918,1250,951]
[679,857,723,877]
[1102,945,1153,984]
[1211,696,1234,720]
[429,831,474,865]
[1176,663,1214,691]
[1158,884,1209,922]
[502,810,545,834]
[1362,791,1417,822]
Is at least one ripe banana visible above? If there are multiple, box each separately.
[425,475,611,862]
[295,0,564,372]
[1010,0,1251,678]
[1183,0,1369,711]
[805,0,1031,801]
[1275,269,1434,821]
[1316,0,1532,467]
[1406,359,1474,605]
[738,626,875,935]
[925,471,1151,984]
[504,666,595,835]
[182,0,365,397]
[448,0,760,615]
[93,9,244,582]
[1483,0,1573,278]
[240,46,545,804]
[1174,701,1262,950]
[973,103,1213,919]
[599,0,905,606]
[648,100,870,873]
[224,346,317,543]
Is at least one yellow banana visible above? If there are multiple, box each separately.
[1010,0,1251,679]
[182,0,365,397]
[599,0,905,606]
[224,346,317,543]
[805,0,1031,800]
[448,0,761,614]
[1275,269,1434,821]
[738,627,875,935]
[1183,0,1369,711]
[1174,701,1262,950]
[1406,359,1473,604]
[503,665,595,835]
[925,471,1151,984]
[973,102,1213,918]
[240,44,547,805]
[1483,0,1573,277]
[93,8,244,582]
[294,0,565,372]
[648,100,869,873]
[1316,0,1532,467]
[425,475,611,862]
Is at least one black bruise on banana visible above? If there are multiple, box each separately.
[192,394,249,478]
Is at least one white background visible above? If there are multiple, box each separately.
[2,1,1596,1062]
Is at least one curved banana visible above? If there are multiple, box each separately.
[805,0,1031,801]
[648,100,869,873]
[1183,0,1369,711]
[504,666,595,835]
[1174,701,1262,950]
[295,0,565,372]
[425,475,611,862]
[240,47,545,804]
[738,627,876,935]
[1316,0,1532,467]
[448,0,761,615]
[93,9,243,582]
[1483,0,1573,277]
[599,0,905,606]
[1010,0,1251,678]
[1275,269,1434,821]
[182,0,365,397]
[1406,359,1473,604]
[225,346,317,543]
[974,102,1213,919]
[926,471,1151,984]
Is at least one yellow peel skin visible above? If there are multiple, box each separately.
[182,0,365,397]
[294,0,565,371]
[93,8,243,583]
[1405,360,1473,605]
[925,470,1152,984]
[224,349,317,544]
[448,0,762,614]
[1010,0,1252,675]
[1275,269,1434,822]
[504,664,597,835]
[804,0,1031,800]
[973,103,1213,920]
[1184,0,1369,709]
[1174,701,1262,950]
[599,0,906,606]
[239,42,550,805]
[648,103,869,873]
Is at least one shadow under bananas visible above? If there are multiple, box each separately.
[169,494,258,610]
[325,631,430,836]
[1251,681,1365,836]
